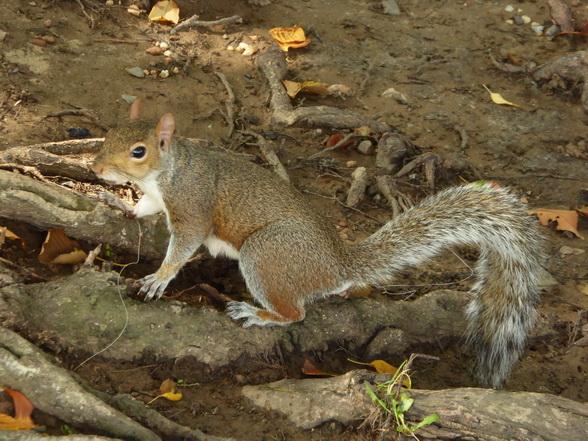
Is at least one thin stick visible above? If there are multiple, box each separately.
[172,15,243,33]
[240,130,290,182]
[303,189,385,225]
[215,71,236,138]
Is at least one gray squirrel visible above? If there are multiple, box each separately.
[92,100,544,388]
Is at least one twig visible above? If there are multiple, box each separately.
[94,39,142,44]
[172,15,243,33]
[240,130,290,182]
[357,62,374,96]
[302,189,385,225]
[215,71,236,138]
[45,103,109,132]
[75,0,95,28]
[454,125,468,151]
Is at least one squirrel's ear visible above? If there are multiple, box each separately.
[155,113,175,152]
[129,99,143,120]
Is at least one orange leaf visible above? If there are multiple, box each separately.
[0,389,37,430]
[38,228,87,264]
[282,79,302,98]
[268,25,310,52]
[301,359,336,376]
[148,0,180,24]
[528,209,585,239]
[159,379,176,395]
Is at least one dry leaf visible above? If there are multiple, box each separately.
[528,209,585,239]
[0,389,37,430]
[577,206,588,217]
[282,79,302,98]
[301,359,336,376]
[348,359,410,387]
[1,226,24,248]
[576,283,588,295]
[148,379,183,404]
[482,84,519,107]
[148,0,180,25]
[282,80,329,98]
[268,25,310,52]
[39,228,87,264]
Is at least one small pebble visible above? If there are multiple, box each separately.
[142,69,150,76]
[159,42,169,49]
[171,66,179,74]
[227,45,235,51]
[249,35,258,41]
[43,19,52,26]
[505,19,514,25]
[127,66,145,78]
[163,56,173,64]
[150,69,157,76]
[521,15,531,24]
[382,0,401,15]
[159,70,169,79]
[545,24,560,37]
[357,140,375,155]
[514,16,524,25]
[264,131,278,140]
[222,34,229,39]
[163,49,172,57]
[504,4,514,12]
[127,5,141,16]
[237,42,257,56]
[31,38,47,47]
[105,0,114,5]
[346,160,357,168]
[41,35,55,43]
[531,24,544,35]
[121,95,137,104]
[145,46,164,55]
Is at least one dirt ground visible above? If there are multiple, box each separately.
[1,0,588,439]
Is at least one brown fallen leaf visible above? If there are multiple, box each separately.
[39,228,87,264]
[148,0,180,25]
[148,379,183,404]
[268,25,310,52]
[0,389,37,430]
[301,359,336,376]
[348,359,411,387]
[528,209,585,240]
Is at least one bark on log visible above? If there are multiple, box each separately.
[242,370,588,440]
[0,170,168,258]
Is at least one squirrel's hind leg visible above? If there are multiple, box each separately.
[226,299,304,327]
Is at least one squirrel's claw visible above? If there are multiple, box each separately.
[138,273,169,300]
[226,301,266,328]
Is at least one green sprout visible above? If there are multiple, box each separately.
[364,354,440,440]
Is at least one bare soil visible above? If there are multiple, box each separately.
[1,0,587,440]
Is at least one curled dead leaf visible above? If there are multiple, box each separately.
[528,209,585,239]
[268,25,310,52]
[149,0,180,25]
[482,84,519,107]
[0,389,37,430]
[39,228,87,264]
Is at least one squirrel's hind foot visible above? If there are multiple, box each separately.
[226,301,304,327]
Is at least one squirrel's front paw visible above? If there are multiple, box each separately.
[138,273,170,300]
[98,192,136,219]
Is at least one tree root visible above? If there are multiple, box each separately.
[257,44,392,132]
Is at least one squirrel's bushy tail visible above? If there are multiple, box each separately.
[352,182,544,388]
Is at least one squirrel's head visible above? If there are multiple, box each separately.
[92,99,175,185]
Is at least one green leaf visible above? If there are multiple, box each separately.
[398,393,414,412]
[365,383,390,413]
[411,413,440,431]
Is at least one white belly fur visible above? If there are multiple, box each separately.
[203,233,241,260]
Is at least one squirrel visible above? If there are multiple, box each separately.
[92,100,545,389]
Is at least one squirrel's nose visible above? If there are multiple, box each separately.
[91,162,103,175]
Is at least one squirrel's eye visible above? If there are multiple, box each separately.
[131,146,146,159]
